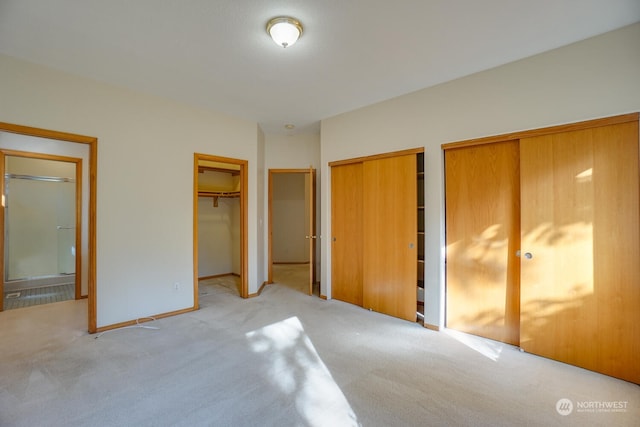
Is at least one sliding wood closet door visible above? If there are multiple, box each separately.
[363,155,417,321]
[445,141,521,344]
[520,121,640,384]
[331,163,363,306]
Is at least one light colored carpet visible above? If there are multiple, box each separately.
[198,274,242,297]
[0,281,637,427]
[272,263,316,295]
[199,264,316,297]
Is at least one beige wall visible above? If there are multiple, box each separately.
[264,133,321,169]
[320,23,640,327]
[0,53,260,328]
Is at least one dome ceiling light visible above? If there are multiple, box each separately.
[266,17,303,48]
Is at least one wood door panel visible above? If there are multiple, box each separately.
[592,123,640,382]
[445,141,521,344]
[520,121,640,383]
[308,168,316,295]
[363,155,416,321]
[331,163,363,306]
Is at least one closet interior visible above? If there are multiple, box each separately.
[196,161,241,284]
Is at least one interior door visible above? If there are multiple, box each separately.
[520,121,640,383]
[363,154,416,321]
[331,162,363,306]
[445,141,521,345]
[307,167,316,296]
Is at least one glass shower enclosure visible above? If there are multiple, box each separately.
[3,156,76,308]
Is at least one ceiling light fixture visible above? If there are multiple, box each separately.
[266,17,303,48]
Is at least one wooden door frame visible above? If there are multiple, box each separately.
[267,168,316,294]
[0,122,98,333]
[193,153,248,304]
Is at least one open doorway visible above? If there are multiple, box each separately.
[193,153,248,305]
[0,122,97,333]
[268,168,317,296]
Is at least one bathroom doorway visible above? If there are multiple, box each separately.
[0,122,97,333]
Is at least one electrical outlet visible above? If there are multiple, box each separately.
[173,282,181,291]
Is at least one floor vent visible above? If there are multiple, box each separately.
[6,292,21,299]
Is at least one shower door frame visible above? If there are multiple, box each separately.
[2,151,82,301]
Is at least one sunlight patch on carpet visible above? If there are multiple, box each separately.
[246,316,360,426]
[444,328,504,362]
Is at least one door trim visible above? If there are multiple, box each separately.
[193,153,248,304]
[442,112,639,150]
[329,147,424,167]
[0,122,98,333]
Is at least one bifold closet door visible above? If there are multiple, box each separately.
[520,121,640,384]
[331,162,363,306]
[363,155,416,321]
[445,141,521,344]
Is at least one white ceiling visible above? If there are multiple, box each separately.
[1,1,639,135]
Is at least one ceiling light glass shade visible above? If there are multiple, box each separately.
[267,17,303,48]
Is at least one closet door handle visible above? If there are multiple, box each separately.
[516,250,533,259]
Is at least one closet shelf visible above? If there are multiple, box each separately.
[198,190,240,207]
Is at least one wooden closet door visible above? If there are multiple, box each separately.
[445,141,521,345]
[331,163,363,306]
[363,155,416,321]
[520,121,640,384]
